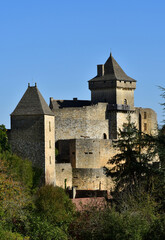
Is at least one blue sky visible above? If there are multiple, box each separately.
[0,0,165,128]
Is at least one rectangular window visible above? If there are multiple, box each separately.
[49,156,51,164]
[49,121,51,132]
[49,140,51,148]
[144,112,147,119]
[144,123,147,131]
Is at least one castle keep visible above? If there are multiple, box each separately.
[9,53,157,191]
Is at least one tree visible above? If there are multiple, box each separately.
[106,115,157,194]
[0,124,10,153]
[35,185,75,226]
[159,86,165,121]
[0,159,31,230]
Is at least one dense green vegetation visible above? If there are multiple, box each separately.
[0,125,75,239]
[0,88,164,239]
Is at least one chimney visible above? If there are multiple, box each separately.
[97,64,104,76]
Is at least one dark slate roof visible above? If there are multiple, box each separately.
[50,99,91,109]
[11,85,54,116]
[89,53,136,82]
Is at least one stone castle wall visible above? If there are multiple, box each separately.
[72,168,114,190]
[44,115,56,185]
[53,103,109,140]
[10,115,56,185]
[10,115,45,169]
[117,111,139,131]
[135,108,157,135]
[116,88,135,108]
[55,163,72,189]
[57,139,118,169]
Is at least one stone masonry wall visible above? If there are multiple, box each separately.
[10,115,56,185]
[58,139,118,169]
[117,111,139,132]
[72,168,114,190]
[135,108,157,135]
[55,163,72,189]
[10,116,45,169]
[44,115,56,185]
[53,103,109,140]
[116,88,134,108]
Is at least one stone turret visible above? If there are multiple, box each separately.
[10,83,55,185]
[89,53,136,109]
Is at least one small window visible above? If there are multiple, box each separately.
[144,112,147,119]
[85,152,88,154]
[62,168,64,172]
[89,152,93,154]
[124,99,127,105]
[49,140,51,148]
[49,121,51,132]
[103,133,107,139]
[144,123,147,131]
[49,156,51,164]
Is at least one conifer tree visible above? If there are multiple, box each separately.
[106,115,157,194]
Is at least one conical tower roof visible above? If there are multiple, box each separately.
[89,53,136,82]
[11,84,54,116]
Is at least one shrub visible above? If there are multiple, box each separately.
[35,185,75,226]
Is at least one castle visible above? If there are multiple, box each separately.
[9,53,157,192]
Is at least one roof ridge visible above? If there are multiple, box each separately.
[35,87,45,115]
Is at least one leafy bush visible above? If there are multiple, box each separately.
[71,206,152,240]
[0,223,29,240]
[25,215,68,240]
[35,185,75,226]
[7,154,34,190]
[144,214,165,240]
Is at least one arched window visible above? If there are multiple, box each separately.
[124,99,127,105]
[103,133,107,139]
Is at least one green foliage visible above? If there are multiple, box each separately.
[159,86,165,120]
[7,154,34,190]
[35,185,75,226]
[70,206,153,240]
[0,159,32,233]
[0,124,10,153]
[144,214,165,240]
[25,215,68,240]
[106,115,157,193]
[0,225,28,240]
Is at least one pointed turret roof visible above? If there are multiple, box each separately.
[89,53,136,82]
[11,84,54,116]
